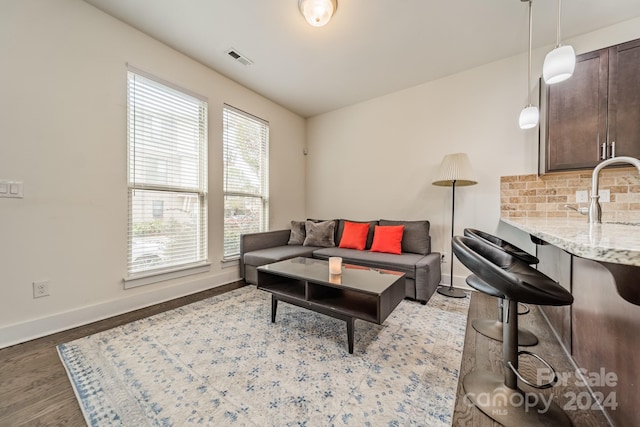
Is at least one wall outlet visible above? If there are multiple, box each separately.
[33,280,50,298]
[441,253,447,263]
[576,190,589,203]
[600,189,611,203]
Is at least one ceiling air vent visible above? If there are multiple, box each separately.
[225,48,253,66]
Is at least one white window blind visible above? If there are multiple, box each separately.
[127,69,208,278]
[223,105,269,258]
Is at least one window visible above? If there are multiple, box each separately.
[223,105,269,259]
[126,69,208,281]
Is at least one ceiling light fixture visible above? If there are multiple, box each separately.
[519,0,539,130]
[543,0,575,84]
[298,0,337,27]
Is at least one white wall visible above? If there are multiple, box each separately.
[306,17,640,288]
[0,0,306,347]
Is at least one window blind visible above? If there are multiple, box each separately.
[127,70,208,277]
[223,105,269,258]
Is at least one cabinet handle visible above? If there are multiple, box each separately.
[610,141,616,158]
[601,142,607,160]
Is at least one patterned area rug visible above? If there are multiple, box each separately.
[58,286,469,426]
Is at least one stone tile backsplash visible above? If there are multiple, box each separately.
[500,168,640,223]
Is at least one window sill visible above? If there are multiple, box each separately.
[221,257,239,269]
[124,262,211,289]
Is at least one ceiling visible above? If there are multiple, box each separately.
[83,0,640,118]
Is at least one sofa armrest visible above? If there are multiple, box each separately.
[239,229,291,279]
[414,252,441,303]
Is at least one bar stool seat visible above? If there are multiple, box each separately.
[464,228,539,346]
[453,235,573,427]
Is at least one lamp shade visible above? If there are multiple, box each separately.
[519,105,540,129]
[299,0,337,27]
[432,153,478,187]
[543,45,576,84]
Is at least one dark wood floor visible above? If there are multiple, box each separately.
[0,281,245,427]
[1,283,610,426]
[453,292,611,426]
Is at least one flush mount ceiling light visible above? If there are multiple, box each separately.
[299,0,337,27]
[543,0,575,84]
[519,0,539,130]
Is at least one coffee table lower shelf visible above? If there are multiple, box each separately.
[269,291,365,354]
[257,259,405,354]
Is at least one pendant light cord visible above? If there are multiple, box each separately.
[527,0,533,105]
[556,0,562,47]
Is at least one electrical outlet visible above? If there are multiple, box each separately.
[576,190,589,203]
[33,280,49,298]
[600,189,611,203]
[441,253,447,263]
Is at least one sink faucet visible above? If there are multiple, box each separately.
[589,156,640,223]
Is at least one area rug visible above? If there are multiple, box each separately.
[58,286,469,426]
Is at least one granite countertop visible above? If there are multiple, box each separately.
[501,217,640,267]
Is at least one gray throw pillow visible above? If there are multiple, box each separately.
[303,220,336,247]
[379,219,430,255]
[288,220,306,245]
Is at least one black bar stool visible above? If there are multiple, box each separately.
[464,228,538,346]
[452,235,573,427]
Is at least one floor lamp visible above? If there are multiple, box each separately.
[432,153,478,298]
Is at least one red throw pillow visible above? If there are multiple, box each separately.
[339,221,370,250]
[370,225,404,254]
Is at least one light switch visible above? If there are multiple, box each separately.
[0,180,23,198]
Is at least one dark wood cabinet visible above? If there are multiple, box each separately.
[608,38,640,161]
[541,38,640,173]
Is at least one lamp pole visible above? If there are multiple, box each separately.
[437,179,466,298]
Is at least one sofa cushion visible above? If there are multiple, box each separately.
[303,220,336,247]
[244,245,320,267]
[307,218,339,244]
[379,219,430,255]
[338,221,370,250]
[336,219,378,249]
[312,247,425,279]
[287,220,306,245]
[370,225,404,254]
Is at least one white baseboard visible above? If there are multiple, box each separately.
[0,270,241,349]
[441,273,473,291]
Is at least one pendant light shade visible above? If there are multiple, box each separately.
[519,0,539,130]
[519,105,540,129]
[299,0,337,27]
[543,45,576,84]
[543,0,575,84]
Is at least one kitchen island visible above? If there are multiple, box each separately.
[502,216,640,427]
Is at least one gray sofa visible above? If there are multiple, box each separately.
[240,219,441,304]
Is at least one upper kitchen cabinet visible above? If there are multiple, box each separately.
[540,38,640,173]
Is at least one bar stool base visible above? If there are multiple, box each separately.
[472,319,539,346]
[463,370,572,427]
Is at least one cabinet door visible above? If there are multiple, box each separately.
[608,39,640,159]
[545,49,608,172]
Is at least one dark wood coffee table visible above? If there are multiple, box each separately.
[257,257,405,353]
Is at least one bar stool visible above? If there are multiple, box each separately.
[464,228,538,346]
[452,235,573,426]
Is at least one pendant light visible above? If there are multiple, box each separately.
[299,0,337,27]
[543,0,575,84]
[519,0,539,129]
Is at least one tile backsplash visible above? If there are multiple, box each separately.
[500,168,640,223]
